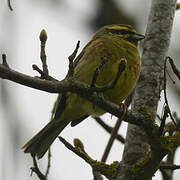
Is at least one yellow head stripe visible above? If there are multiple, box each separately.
[106,25,136,33]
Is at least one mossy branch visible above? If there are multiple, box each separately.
[0,53,162,133]
[58,136,119,180]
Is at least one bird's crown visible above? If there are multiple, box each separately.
[93,24,144,46]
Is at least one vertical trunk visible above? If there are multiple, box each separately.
[116,0,177,179]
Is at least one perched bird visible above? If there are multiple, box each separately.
[23,24,144,159]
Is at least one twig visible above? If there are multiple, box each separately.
[7,0,13,11]
[124,90,134,107]
[164,57,176,126]
[31,155,47,180]
[68,41,80,77]
[0,55,158,131]
[168,56,180,81]
[173,112,180,131]
[58,136,91,163]
[91,59,127,92]
[39,29,48,78]
[32,64,57,81]
[58,136,119,180]
[158,105,169,136]
[101,117,123,162]
[2,54,10,69]
[176,3,180,10]
[100,92,132,162]
[94,116,125,144]
[159,101,178,179]
[109,59,127,89]
[44,99,57,178]
[166,70,175,84]
[32,30,51,80]
[73,138,103,180]
[160,164,180,170]
[91,57,108,88]
[45,149,51,178]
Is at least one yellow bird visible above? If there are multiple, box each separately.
[23,24,144,159]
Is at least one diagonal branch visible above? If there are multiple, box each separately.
[164,57,177,126]
[31,155,47,180]
[0,55,155,131]
[90,59,127,92]
[100,93,133,163]
[68,40,80,77]
[168,56,180,81]
[160,164,180,170]
[7,0,13,11]
[58,136,119,180]
[32,64,57,81]
[93,116,125,144]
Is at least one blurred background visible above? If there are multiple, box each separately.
[0,0,180,179]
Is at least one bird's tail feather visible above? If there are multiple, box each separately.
[22,119,69,159]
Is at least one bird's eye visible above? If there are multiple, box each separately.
[120,30,135,35]
[119,30,128,34]
[109,29,135,35]
[109,29,128,34]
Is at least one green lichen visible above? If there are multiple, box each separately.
[130,124,179,179]
[72,140,119,180]
[165,132,180,147]
[136,106,155,122]
[165,122,176,134]
[91,160,119,180]
[131,153,162,180]
[132,156,150,176]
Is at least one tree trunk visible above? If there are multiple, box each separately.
[116,0,177,179]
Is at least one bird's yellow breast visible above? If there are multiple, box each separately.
[70,37,141,116]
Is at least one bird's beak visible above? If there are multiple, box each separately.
[134,33,145,41]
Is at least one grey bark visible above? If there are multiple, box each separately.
[116,0,177,180]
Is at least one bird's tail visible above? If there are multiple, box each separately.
[22,119,69,159]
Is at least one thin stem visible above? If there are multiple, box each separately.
[168,56,180,81]
[158,105,169,136]
[7,0,13,11]
[164,57,177,126]
[40,30,48,77]
[101,117,123,162]
[94,116,125,144]
[45,149,51,178]
[31,155,47,180]
[68,41,80,77]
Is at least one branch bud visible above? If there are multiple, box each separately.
[39,29,47,42]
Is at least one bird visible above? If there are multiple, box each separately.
[22,24,145,159]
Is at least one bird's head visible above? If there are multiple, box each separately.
[93,24,145,46]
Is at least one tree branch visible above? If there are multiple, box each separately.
[7,0,13,11]
[100,93,133,163]
[163,57,177,126]
[45,149,51,178]
[101,117,124,163]
[58,136,119,180]
[39,29,49,77]
[0,55,158,132]
[68,40,80,77]
[31,155,47,180]
[168,56,180,81]
[160,164,180,170]
[93,116,125,144]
